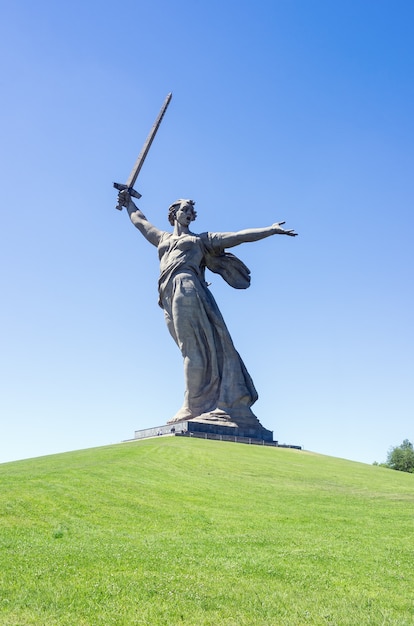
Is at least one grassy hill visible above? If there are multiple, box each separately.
[1,437,413,625]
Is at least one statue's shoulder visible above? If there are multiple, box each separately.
[198,231,220,248]
[158,230,172,243]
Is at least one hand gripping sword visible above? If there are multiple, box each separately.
[113,92,172,210]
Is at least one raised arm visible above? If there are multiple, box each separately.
[219,222,297,249]
[117,190,163,247]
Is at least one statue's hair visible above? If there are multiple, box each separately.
[168,199,197,226]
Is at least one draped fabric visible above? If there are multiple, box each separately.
[157,231,258,422]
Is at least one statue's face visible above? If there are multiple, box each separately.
[175,202,195,226]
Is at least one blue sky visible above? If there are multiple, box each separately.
[1,0,413,465]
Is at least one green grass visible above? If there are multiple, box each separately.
[1,437,414,625]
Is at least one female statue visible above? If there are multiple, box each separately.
[118,191,297,431]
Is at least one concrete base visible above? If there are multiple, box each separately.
[130,421,303,450]
[134,419,274,442]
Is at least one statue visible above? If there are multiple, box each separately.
[114,94,297,436]
[117,191,297,432]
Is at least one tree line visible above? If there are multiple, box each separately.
[374,439,414,473]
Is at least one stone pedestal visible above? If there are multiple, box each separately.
[183,411,273,441]
[180,419,273,441]
[166,406,273,440]
[134,417,274,443]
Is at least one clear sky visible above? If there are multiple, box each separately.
[1,1,413,465]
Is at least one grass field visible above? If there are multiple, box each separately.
[1,436,414,625]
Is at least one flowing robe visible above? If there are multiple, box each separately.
[157,231,258,422]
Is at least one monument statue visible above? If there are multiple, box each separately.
[117,191,297,432]
[114,94,297,438]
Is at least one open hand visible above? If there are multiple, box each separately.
[272,221,298,236]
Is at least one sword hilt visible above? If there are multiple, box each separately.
[113,183,142,211]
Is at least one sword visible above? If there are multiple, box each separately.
[113,92,172,210]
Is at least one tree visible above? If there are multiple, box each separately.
[386,439,414,473]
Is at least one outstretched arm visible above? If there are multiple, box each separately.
[117,190,163,247]
[219,222,297,249]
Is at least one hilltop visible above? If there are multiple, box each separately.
[1,437,413,625]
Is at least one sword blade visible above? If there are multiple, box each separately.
[114,92,172,210]
[126,92,172,189]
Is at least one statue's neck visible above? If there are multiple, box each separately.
[173,223,191,237]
